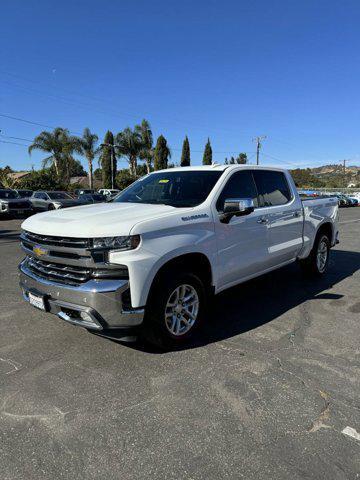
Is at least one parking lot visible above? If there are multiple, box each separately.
[0,208,359,480]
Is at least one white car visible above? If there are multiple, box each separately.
[98,189,120,197]
[19,165,339,349]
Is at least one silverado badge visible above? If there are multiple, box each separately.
[33,245,48,257]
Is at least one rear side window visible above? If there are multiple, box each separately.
[216,171,259,211]
[253,170,292,207]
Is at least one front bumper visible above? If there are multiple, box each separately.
[19,260,144,331]
[1,205,33,214]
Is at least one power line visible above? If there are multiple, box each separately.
[0,139,29,147]
[0,133,32,143]
[0,113,81,135]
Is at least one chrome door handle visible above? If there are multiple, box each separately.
[257,217,268,224]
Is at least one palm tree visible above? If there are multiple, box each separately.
[28,128,81,181]
[28,128,65,176]
[115,127,143,177]
[78,128,99,189]
[135,119,153,174]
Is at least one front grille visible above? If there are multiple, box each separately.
[9,201,30,209]
[26,257,91,286]
[22,231,89,249]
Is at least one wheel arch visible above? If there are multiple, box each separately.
[146,252,213,304]
[316,222,333,244]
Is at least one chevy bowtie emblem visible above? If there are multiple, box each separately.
[33,245,48,257]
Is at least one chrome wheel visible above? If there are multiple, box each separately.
[165,284,199,336]
[316,239,328,272]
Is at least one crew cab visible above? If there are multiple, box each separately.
[19,165,339,348]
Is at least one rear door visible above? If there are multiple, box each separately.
[252,170,303,266]
[214,170,270,290]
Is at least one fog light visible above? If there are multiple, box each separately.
[80,311,93,323]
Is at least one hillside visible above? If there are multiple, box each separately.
[290,164,360,188]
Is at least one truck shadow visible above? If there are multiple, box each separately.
[132,249,360,353]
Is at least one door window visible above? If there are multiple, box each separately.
[34,192,48,200]
[216,171,259,211]
[253,171,292,207]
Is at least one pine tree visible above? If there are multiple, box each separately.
[153,135,171,170]
[236,153,247,164]
[202,138,212,165]
[180,136,191,166]
[99,131,115,188]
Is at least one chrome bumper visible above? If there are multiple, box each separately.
[19,260,144,331]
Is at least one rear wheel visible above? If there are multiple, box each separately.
[48,204,55,210]
[142,271,206,349]
[300,233,330,276]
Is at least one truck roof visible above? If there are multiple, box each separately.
[154,164,288,173]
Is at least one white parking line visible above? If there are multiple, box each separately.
[339,219,360,225]
[342,426,360,441]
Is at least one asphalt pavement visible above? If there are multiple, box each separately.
[0,208,359,479]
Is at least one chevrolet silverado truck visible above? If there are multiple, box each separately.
[19,165,339,348]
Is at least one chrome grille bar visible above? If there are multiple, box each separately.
[22,231,90,249]
[27,257,91,284]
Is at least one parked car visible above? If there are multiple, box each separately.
[74,189,96,196]
[77,193,106,204]
[334,194,349,207]
[19,166,339,349]
[30,191,85,211]
[98,189,120,198]
[348,196,359,206]
[0,189,33,217]
[345,196,358,206]
[14,189,33,199]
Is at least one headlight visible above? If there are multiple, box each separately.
[92,235,140,251]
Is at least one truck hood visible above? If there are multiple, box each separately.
[21,202,184,237]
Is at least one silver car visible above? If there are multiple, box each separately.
[30,191,84,211]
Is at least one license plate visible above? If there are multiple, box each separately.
[28,292,46,311]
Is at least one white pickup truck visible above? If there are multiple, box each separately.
[19,165,339,348]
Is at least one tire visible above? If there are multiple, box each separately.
[300,233,330,276]
[142,271,206,350]
[48,204,55,210]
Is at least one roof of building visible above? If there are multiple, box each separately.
[8,171,31,180]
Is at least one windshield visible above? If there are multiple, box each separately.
[113,170,223,207]
[47,192,72,200]
[0,190,19,199]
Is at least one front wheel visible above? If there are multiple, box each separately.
[142,272,206,349]
[300,233,330,276]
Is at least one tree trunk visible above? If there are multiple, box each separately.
[88,157,93,189]
[130,155,137,177]
[54,158,59,176]
[146,158,151,174]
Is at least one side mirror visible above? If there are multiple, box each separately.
[219,198,254,224]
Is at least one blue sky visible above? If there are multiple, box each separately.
[1,0,360,171]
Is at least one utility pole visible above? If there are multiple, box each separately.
[253,135,267,165]
[343,159,347,189]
